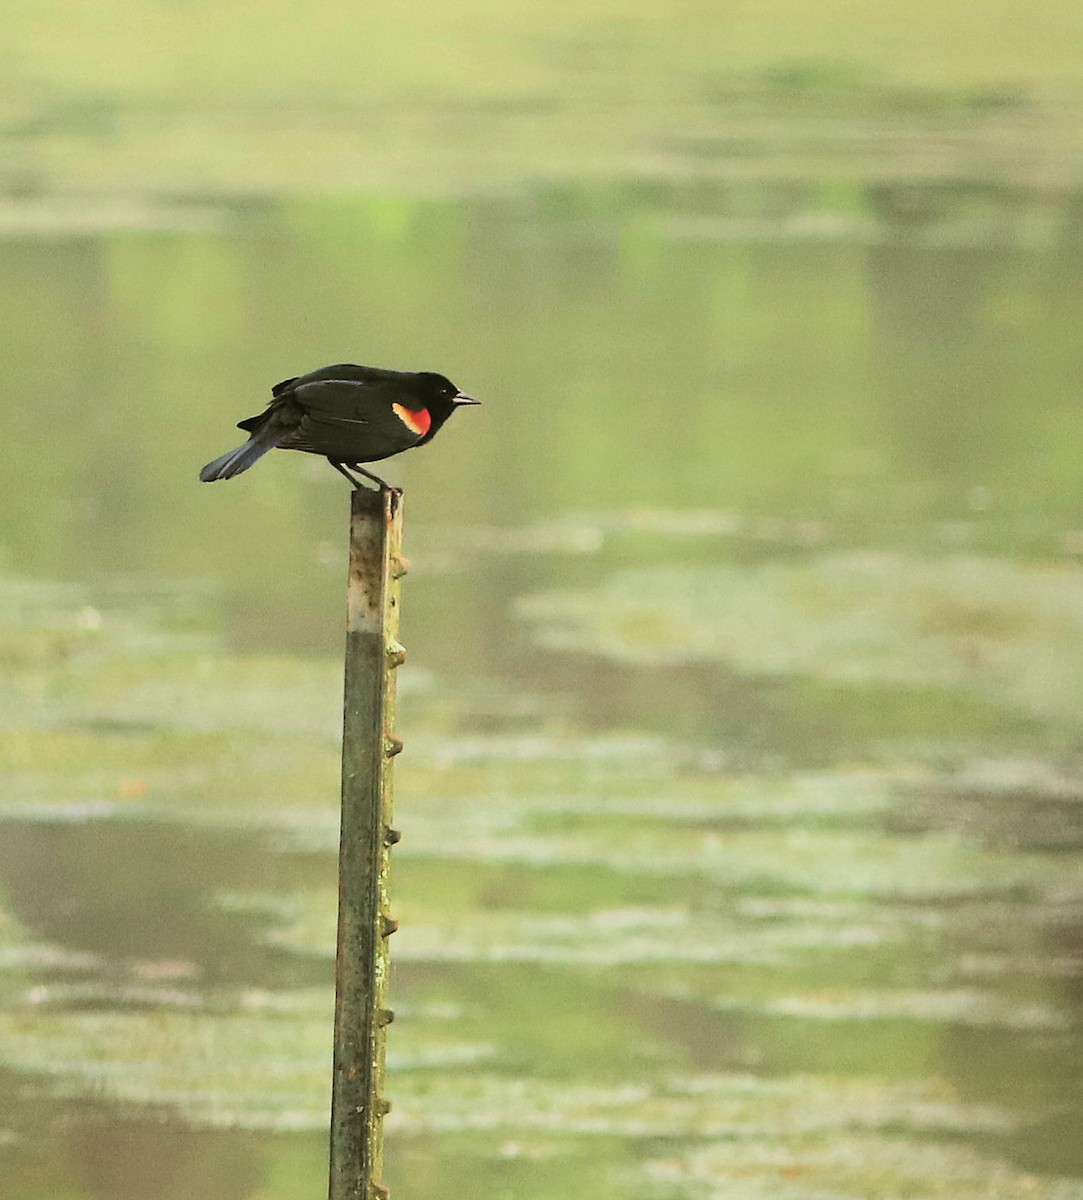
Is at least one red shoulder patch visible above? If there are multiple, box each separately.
[392,403,432,437]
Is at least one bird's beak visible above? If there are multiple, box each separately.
[453,392,481,406]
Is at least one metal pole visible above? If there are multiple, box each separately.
[329,486,406,1200]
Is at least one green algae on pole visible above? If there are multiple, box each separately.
[329,486,406,1200]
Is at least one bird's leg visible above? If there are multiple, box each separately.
[327,459,369,490]
[347,462,400,494]
[326,459,400,494]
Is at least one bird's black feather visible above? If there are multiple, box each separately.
[202,362,477,487]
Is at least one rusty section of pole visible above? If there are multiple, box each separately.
[329,486,405,1200]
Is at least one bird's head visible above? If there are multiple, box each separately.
[417,372,481,433]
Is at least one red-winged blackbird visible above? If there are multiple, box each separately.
[199,363,480,489]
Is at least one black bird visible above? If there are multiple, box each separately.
[200,363,480,489]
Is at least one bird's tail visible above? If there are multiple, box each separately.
[199,425,281,482]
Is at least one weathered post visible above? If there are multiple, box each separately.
[329,486,406,1200]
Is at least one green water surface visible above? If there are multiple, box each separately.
[3,6,1083,1198]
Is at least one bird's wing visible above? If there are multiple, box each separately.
[240,369,391,431]
[279,380,426,456]
[288,363,403,388]
[261,364,392,413]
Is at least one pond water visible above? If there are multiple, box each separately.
[3,92,1083,1200]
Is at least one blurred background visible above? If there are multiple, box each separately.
[3,3,1083,1197]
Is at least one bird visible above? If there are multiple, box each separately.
[199,362,480,489]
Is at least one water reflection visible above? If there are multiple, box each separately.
[0,818,332,989]
[0,1067,312,1200]
[1,180,1083,1198]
